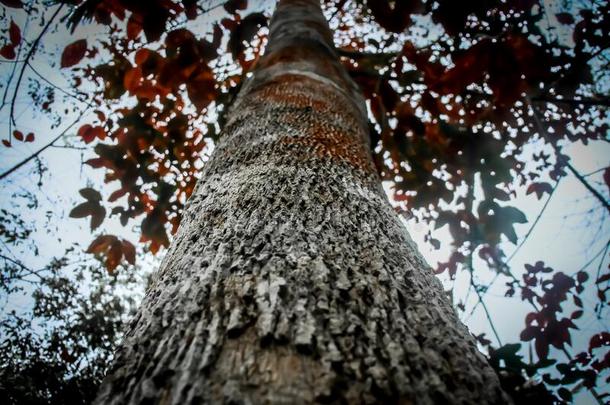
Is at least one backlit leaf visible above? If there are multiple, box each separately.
[61,39,87,68]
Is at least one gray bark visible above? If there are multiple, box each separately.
[95,0,509,403]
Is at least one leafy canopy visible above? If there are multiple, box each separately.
[0,0,609,403]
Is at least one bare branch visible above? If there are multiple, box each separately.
[7,5,66,134]
[532,96,610,108]
[506,181,560,264]
[527,97,610,211]
[0,99,94,181]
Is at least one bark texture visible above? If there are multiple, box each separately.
[95,0,509,403]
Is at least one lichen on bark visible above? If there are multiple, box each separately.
[95,1,510,403]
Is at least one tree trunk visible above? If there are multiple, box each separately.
[95,1,509,403]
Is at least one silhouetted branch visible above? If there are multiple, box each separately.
[7,5,65,133]
[0,100,94,181]
[532,96,610,108]
[506,181,560,264]
[527,97,610,211]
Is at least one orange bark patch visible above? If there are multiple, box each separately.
[280,116,374,172]
[258,42,345,86]
[240,73,374,172]
[248,74,361,127]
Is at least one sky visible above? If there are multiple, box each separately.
[0,1,608,403]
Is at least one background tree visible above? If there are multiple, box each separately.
[0,0,608,403]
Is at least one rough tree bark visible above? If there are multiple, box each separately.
[95,0,509,403]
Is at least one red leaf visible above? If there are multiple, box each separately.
[94,110,106,122]
[61,39,87,68]
[221,18,237,31]
[86,235,116,254]
[78,125,104,143]
[0,0,22,8]
[526,182,553,200]
[106,240,123,273]
[124,66,143,93]
[182,0,197,20]
[603,167,610,193]
[0,44,16,60]
[12,130,23,141]
[127,15,143,40]
[121,240,136,265]
[9,20,21,45]
[224,0,247,14]
[570,310,583,319]
[134,48,151,65]
[78,124,94,143]
[25,132,34,142]
[85,157,105,168]
[2,139,11,147]
[187,68,216,111]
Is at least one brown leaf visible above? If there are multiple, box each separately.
[79,187,102,202]
[24,132,34,142]
[90,206,106,230]
[61,39,87,68]
[13,130,23,141]
[69,202,95,218]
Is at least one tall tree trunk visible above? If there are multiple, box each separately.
[96,1,509,403]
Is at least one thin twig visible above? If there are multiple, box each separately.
[8,5,65,131]
[531,96,610,108]
[0,99,94,181]
[595,241,610,317]
[27,61,85,101]
[527,97,610,212]
[506,181,560,264]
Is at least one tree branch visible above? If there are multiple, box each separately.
[7,5,65,133]
[527,97,610,211]
[0,100,94,181]
[506,181,560,264]
[531,96,610,108]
